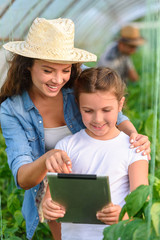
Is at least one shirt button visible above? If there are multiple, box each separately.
[36,217,39,220]
[39,120,42,123]
[70,125,72,128]
[34,189,37,192]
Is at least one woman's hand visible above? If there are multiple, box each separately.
[45,149,72,173]
[96,203,121,225]
[129,133,151,160]
[42,197,65,221]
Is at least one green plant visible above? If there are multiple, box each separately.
[103,47,160,240]
[103,181,160,240]
[0,129,51,239]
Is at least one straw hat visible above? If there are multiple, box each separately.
[3,18,97,63]
[119,25,145,46]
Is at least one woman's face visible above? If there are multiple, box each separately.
[29,60,72,98]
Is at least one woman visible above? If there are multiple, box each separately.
[0,18,150,240]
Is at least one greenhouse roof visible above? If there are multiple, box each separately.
[0,0,159,53]
[0,0,159,86]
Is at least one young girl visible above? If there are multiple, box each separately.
[42,67,149,240]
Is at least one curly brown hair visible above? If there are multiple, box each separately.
[0,54,82,103]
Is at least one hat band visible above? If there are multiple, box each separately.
[119,37,143,43]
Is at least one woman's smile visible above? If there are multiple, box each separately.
[46,83,60,92]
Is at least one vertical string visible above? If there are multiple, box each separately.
[0,195,2,240]
[143,0,160,239]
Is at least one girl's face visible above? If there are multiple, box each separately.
[79,90,125,140]
[29,60,72,97]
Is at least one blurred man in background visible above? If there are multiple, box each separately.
[97,25,145,84]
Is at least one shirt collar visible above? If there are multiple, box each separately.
[22,88,74,111]
[22,91,35,111]
[62,87,74,94]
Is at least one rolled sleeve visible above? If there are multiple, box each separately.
[1,105,34,188]
[9,155,33,188]
[117,111,129,125]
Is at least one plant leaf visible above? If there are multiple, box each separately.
[151,202,160,236]
[124,185,150,217]
[14,210,24,226]
[121,219,145,240]
[133,222,150,240]
[7,193,21,214]
[103,220,128,240]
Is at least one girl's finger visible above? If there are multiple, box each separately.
[43,209,65,220]
[96,214,119,224]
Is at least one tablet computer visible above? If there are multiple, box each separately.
[47,172,111,224]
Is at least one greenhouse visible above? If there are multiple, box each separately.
[0,0,160,239]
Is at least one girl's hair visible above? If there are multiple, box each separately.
[74,67,126,103]
[0,54,82,103]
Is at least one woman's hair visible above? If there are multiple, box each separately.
[74,67,126,103]
[0,54,82,103]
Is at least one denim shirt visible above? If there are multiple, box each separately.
[0,88,128,239]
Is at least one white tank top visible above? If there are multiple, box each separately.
[44,125,72,152]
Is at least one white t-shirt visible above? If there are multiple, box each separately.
[55,129,148,240]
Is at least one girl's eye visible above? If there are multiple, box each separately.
[103,109,110,112]
[63,70,71,73]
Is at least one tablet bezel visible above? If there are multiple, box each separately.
[47,172,111,224]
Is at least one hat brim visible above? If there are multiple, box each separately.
[3,41,97,63]
[119,37,145,46]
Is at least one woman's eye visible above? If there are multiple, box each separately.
[84,110,92,113]
[44,69,52,73]
[63,70,70,73]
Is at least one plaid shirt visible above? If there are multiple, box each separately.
[97,42,135,83]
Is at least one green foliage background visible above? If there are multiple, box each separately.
[0,129,52,239]
[103,48,160,239]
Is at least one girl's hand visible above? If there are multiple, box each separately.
[129,133,151,160]
[45,149,72,173]
[42,197,66,221]
[96,203,121,225]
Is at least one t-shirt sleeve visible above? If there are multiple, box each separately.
[55,135,72,152]
[128,148,148,166]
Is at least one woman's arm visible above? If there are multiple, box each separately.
[18,149,72,190]
[1,104,72,189]
[117,119,137,136]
